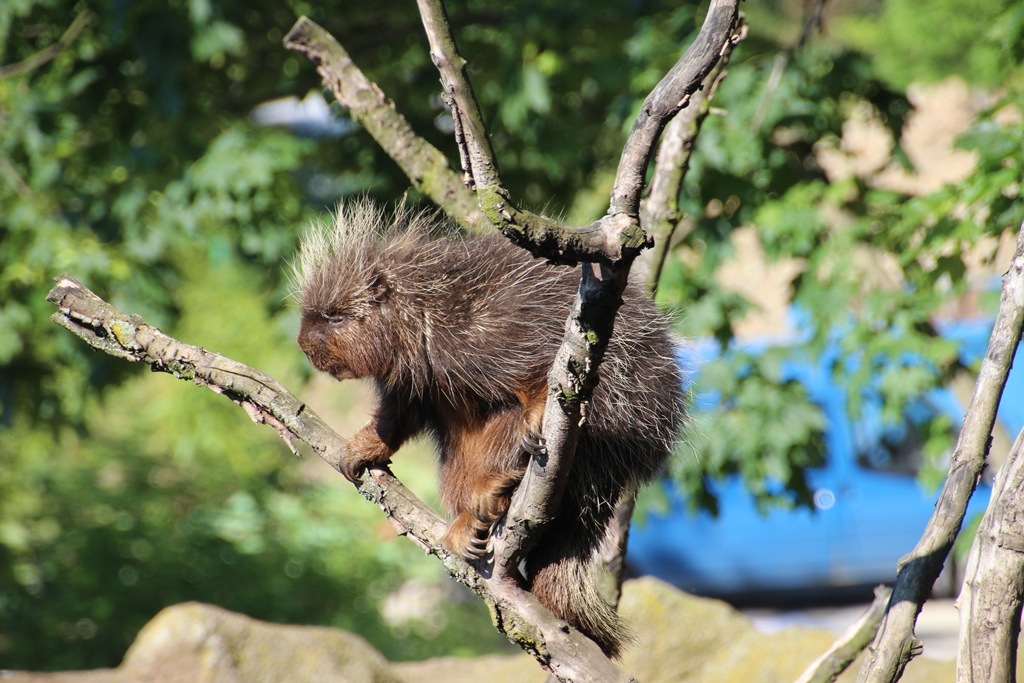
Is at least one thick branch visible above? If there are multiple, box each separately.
[856,220,1024,683]
[641,25,743,295]
[493,262,632,577]
[46,274,633,683]
[955,427,1024,682]
[609,0,741,218]
[283,17,487,232]
[795,586,892,683]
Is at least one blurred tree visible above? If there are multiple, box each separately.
[2,0,1023,671]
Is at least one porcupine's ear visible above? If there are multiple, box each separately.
[367,269,389,304]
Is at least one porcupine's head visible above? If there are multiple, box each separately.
[292,200,427,383]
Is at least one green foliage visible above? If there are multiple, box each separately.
[0,0,513,669]
[672,351,828,516]
[835,0,1014,90]
[654,3,1023,511]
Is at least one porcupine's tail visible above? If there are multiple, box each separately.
[526,513,634,658]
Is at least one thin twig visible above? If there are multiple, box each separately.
[856,219,1024,682]
[794,585,892,683]
[751,0,828,130]
[0,10,93,79]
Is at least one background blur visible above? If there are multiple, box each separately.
[2,0,1022,671]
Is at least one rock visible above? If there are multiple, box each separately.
[2,602,404,683]
[125,602,404,683]
[391,653,544,683]
[0,581,965,683]
[618,576,954,683]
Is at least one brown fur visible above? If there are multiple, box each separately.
[294,202,684,657]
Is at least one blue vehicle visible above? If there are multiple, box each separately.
[627,318,1023,600]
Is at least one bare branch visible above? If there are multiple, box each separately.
[609,0,742,218]
[411,1,643,264]
[415,0,740,266]
[856,220,1024,683]
[955,427,1024,681]
[415,0,502,193]
[283,17,487,232]
[795,586,892,683]
[594,494,638,608]
[642,23,744,296]
[46,273,635,683]
[0,10,93,80]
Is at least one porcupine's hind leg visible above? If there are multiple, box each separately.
[439,402,545,561]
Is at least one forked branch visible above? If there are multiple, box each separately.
[416,0,742,265]
[856,220,1024,683]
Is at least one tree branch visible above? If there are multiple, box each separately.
[955,427,1024,682]
[46,273,634,683]
[415,0,741,265]
[794,586,892,683]
[412,0,645,265]
[414,0,502,193]
[609,0,741,219]
[641,22,744,296]
[283,17,488,233]
[856,219,1024,683]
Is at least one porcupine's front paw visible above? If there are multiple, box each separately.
[341,425,392,483]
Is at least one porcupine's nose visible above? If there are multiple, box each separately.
[296,318,327,364]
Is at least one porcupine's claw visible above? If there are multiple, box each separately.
[521,426,547,458]
[463,534,492,561]
[461,518,494,561]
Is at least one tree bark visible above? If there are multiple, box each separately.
[956,427,1024,682]
[283,18,488,232]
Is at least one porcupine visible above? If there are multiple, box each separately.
[294,200,684,658]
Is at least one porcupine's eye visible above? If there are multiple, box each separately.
[321,310,349,325]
